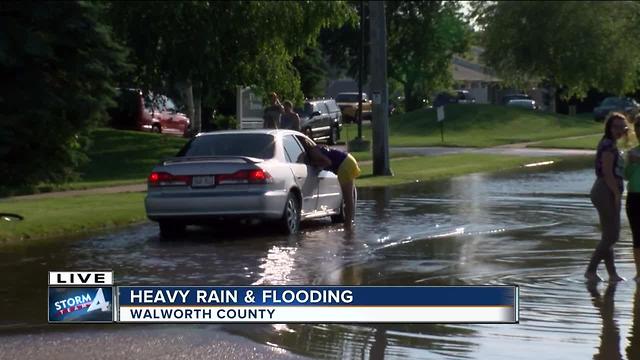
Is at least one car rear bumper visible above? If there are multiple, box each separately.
[145,188,288,222]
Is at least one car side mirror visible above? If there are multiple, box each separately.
[311,111,321,117]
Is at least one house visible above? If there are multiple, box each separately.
[451,55,501,104]
[451,46,547,109]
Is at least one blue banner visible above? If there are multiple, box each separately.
[118,286,516,307]
[49,287,113,322]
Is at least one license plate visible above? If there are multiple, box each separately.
[191,175,215,187]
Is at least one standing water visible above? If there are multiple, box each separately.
[0,159,638,359]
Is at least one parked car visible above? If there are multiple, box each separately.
[433,90,476,106]
[593,97,640,122]
[108,88,191,136]
[501,93,532,105]
[506,98,537,110]
[297,99,342,145]
[145,130,345,237]
[335,92,372,122]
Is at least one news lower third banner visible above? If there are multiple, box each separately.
[117,286,518,323]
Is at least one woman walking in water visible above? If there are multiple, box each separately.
[585,112,630,282]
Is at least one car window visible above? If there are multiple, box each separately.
[164,98,177,112]
[326,100,339,113]
[177,134,275,159]
[318,102,330,114]
[282,135,305,163]
[601,98,618,107]
[336,93,359,102]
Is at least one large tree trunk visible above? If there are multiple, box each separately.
[403,81,423,112]
[548,85,557,114]
[194,82,202,134]
[178,80,197,133]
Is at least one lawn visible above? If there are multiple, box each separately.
[29,105,601,193]
[529,134,638,150]
[356,153,560,187]
[529,134,601,149]
[34,128,188,193]
[342,105,601,148]
[0,192,146,243]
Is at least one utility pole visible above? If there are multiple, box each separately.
[369,0,391,176]
[357,0,364,139]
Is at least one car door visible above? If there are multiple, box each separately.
[297,134,342,214]
[314,102,332,138]
[282,135,319,216]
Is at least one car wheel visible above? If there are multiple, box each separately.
[280,193,300,234]
[152,124,162,133]
[159,221,185,239]
[330,197,346,224]
[328,126,338,145]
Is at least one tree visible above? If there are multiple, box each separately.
[0,1,129,193]
[293,46,329,99]
[319,1,470,112]
[477,1,640,111]
[318,4,367,80]
[106,1,355,131]
[386,1,470,111]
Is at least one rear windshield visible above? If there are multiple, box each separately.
[336,93,360,102]
[326,100,339,112]
[177,133,275,159]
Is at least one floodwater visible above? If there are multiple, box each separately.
[1,158,639,360]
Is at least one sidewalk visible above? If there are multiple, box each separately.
[10,143,594,201]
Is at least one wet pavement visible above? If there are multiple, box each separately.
[1,157,639,359]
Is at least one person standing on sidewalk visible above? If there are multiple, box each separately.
[625,117,640,281]
[585,112,630,282]
[263,92,283,129]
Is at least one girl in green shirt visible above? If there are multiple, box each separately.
[626,118,640,281]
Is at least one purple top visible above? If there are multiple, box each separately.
[318,146,347,174]
[595,137,624,192]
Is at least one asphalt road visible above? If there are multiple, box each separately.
[0,326,307,360]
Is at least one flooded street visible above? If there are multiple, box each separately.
[1,158,639,359]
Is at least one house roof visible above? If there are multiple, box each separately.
[451,55,501,83]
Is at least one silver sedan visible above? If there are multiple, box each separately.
[145,130,345,237]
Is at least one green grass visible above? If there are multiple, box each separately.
[529,134,602,149]
[356,154,560,187]
[349,150,411,162]
[0,192,146,243]
[35,129,188,193]
[342,105,602,147]
[530,134,639,150]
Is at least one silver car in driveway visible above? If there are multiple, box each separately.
[145,130,345,237]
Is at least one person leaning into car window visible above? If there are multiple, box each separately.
[280,101,301,131]
[263,92,284,129]
[300,138,361,231]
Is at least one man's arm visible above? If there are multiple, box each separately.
[293,114,301,132]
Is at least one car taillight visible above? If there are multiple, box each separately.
[148,172,190,186]
[217,169,272,185]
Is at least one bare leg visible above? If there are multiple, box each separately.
[341,180,355,230]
